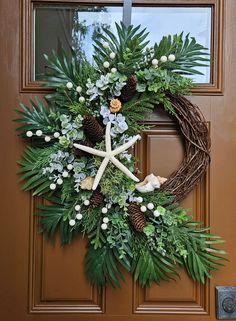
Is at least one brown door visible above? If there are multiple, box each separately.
[0,0,235,320]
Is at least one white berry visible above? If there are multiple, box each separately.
[147,203,154,210]
[102,42,109,49]
[103,217,109,223]
[36,130,42,137]
[26,131,33,137]
[136,197,143,204]
[152,58,158,66]
[44,136,51,142]
[141,205,147,212]
[75,204,81,211]
[168,54,176,62]
[101,223,108,230]
[153,210,161,217]
[79,96,85,103]
[53,132,60,138]
[160,55,168,63]
[50,183,56,190]
[67,164,73,170]
[109,52,116,59]
[76,86,82,93]
[62,171,69,178]
[103,61,110,68]
[56,178,63,185]
[101,207,108,214]
[66,82,73,89]
[107,203,112,209]
[84,200,90,206]
[111,67,117,73]
[69,219,76,226]
[76,213,83,220]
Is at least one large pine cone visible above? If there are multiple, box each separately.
[82,116,104,143]
[120,75,137,103]
[90,190,104,208]
[128,203,146,232]
[73,139,94,157]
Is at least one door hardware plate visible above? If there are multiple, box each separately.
[216,286,236,320]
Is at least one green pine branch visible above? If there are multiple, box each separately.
[121,93,168,134]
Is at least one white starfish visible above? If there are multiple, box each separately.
[74,122,141,190]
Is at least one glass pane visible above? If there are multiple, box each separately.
[131,7,212,83]
[34,5,123,80]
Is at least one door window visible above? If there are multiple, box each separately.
[131,7,211,83]
[34,5,123,80]
[25,0,222,93]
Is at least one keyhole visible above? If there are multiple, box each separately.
[222,297,236,313]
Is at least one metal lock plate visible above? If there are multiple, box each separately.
[216,286,236,319]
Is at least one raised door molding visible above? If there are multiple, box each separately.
[28,199,105,313]
[133,122,210,315]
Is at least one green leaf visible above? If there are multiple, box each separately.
[93,22,149,75]
[15,97,59,135]
[43,49,97,89]
[154,33,210,75]
[17,146,61,196]
[85,244,125,288]
[132,248,178,287]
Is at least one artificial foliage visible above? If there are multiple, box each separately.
[15,23,226,288]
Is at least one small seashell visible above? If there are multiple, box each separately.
[80,176,94,190]
[135,173,167,193]
[157,176,168,185]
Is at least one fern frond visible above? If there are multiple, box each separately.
[121,93,165,134]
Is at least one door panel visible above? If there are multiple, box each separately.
[1,0,236,321]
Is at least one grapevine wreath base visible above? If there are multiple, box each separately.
[162,94,210,203]
[16,23,225,288]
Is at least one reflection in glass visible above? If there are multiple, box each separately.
[34,6,122,80]
[131,7,211,83]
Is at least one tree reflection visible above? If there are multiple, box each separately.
[71,6,110,61]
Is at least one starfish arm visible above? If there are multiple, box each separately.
[73,143,106,157]
[105,122,112,153]
[110,156,140,182]
[112,134,141,156]
[92,157,110,190]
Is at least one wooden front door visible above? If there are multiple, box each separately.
[0,0,235,320]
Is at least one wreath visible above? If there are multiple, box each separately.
[16,23,226,288]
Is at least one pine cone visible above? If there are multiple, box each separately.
[82,116,104,143]
[73,139,94,157]
[120,75,137,102]
[128,203,146,232]
[90,190,104,208]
